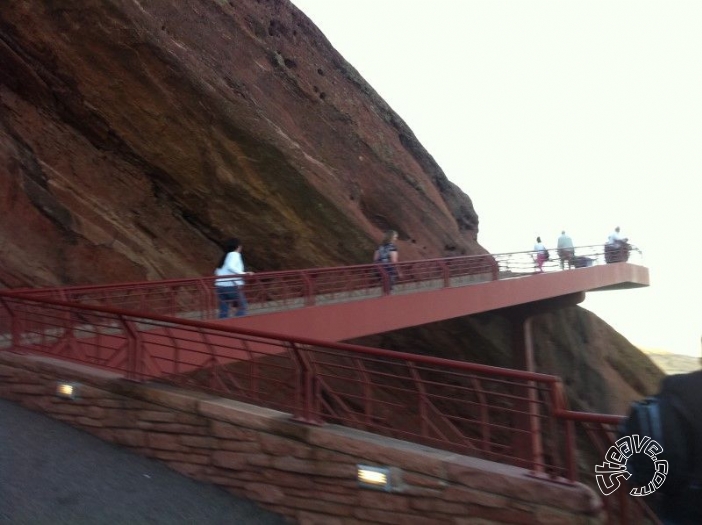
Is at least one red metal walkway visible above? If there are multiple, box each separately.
[1,245,648,380]
[9,244,648,343]
[0,244,657,524]
[230,258,648,341]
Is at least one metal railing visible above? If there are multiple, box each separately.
[0,291,575,480]
[554,410,662,525]
[494,243,643,275]
[0,245,652,523]
[10,245,643,321]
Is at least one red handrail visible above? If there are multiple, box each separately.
[0,290,572,479]
[0,289,660,523]
[9,245,643,321]
[0,243,653,525]
[553,409,662,524]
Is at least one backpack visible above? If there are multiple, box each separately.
[375,244,392,264]
[618,394,694,496]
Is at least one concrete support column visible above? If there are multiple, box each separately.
[510,313,544,473]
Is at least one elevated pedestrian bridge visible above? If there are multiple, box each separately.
[0,244,655,524]
[6,244,647,342]
[231,252,647,341]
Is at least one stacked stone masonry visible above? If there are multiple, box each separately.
[0,352,605,524]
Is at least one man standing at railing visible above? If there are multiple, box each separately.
[606,226,630,263]
[214,238,254,318]
[608,226,629,248]
[557,230,575,269]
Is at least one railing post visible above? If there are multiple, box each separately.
[197,278,214,320]
[509,314,544,472]
[552,382,577,482]
[169,286,176,317]
[301,272,315,307]
[119,317,142,381]
[440,259,449,288]
[290,342,322,424]
[353,357,373,428]
[470,376,491,451]
[408,362,429,437]
[207,279,216,320]
[490,255,499,281]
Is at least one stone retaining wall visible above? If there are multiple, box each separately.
[0,352,604,524]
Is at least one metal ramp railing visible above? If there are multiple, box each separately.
[9,244,643,322]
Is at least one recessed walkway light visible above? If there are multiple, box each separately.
[357,464,392,491]
[56,381,79,400]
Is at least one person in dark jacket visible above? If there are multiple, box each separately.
[655,369,702,524]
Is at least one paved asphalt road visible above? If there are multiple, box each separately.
[0,399,287,524]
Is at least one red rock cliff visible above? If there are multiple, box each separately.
[0,1,662,419]
[0,0,481,287]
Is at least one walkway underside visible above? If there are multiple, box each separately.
[225,262,649,341]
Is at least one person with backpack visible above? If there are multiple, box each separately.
[373,230,399,291]
[214,238,254,318]
[620,369,702,524]
[653,370,702,524]
[533,236,549,273]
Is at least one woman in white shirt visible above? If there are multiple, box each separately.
[214,238,253,318]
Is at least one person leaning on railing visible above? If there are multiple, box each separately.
[605,226,630,263]
[607,226,629,248]
[214,238,254,318]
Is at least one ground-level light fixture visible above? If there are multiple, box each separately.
[357,464,393,491]
[56,381,80,400]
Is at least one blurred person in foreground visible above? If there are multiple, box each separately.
[654,366,702,525]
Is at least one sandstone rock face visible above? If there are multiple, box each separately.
[0,0,480,288]
[0,0,662,419]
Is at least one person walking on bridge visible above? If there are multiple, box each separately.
[533,236,548,273]
[373,230,399,291]
[215,238,254,318]
[557,230,575,269]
